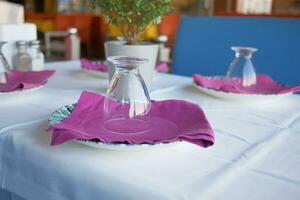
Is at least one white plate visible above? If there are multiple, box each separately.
[49,103,179,151]
[193,82,292,101]
[0,85,43,98]
[75,140,179,151]
[81,68,108,78]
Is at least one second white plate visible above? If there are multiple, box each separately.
[0,85,43,99]
[81,68,108,78]
[193,82,292,101]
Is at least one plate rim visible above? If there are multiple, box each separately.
[0,85,43,97]
[81,68,108,78]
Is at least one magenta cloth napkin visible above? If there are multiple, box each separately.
[155,62,169,72]
[0,70,55,92]
[81,58,169,73]
[193,74,300,95]
[49,91,214,148]
[80,59,108,72]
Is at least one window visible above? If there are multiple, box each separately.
[236,0,273,14]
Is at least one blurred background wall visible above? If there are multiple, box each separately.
[1,0,300,61]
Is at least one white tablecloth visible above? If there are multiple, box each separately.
[0,61,300,200]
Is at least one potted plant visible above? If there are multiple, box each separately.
[91,0,172,88]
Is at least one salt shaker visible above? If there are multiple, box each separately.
[14,41,31,71]
[65,28,80,60]
[29,40,44,71]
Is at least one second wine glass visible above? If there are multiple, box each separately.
[225,46,257,87]
[0,41,12,84]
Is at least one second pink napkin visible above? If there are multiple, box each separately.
[193,74,300,95]
[0,70,55,92]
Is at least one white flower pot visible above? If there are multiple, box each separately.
[105,41,159,89]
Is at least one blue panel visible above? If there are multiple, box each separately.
[173,16,300,86]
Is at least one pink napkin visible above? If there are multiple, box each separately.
[49,91,214,148]
[80,59,108,73]
[193,74,300,95]
[81,58,169,73]
[0,70,55,92]
[155,62,169,72]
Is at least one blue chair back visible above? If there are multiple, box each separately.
[173,16,300,86]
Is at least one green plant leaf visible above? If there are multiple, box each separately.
[91,0,172,44]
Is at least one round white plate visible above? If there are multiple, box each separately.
[0,85,43,98]
[49,103,179,151]
[75,139,179,151]
[81,68,108,79]
[193,82,292,101]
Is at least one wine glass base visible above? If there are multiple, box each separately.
[103,117,150,135]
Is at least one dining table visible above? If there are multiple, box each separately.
[0,60,300,200]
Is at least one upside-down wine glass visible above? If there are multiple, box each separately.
[103,56,151,135]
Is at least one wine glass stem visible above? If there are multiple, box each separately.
[0,51,12,74]
[225,57,238,79]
